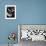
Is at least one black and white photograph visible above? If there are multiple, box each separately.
[5,5,16,19]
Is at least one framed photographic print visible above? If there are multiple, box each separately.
[5,5,16,19]
[18,24,46,42]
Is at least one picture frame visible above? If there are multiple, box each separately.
[5,5,16,19]
[18,24,46,42]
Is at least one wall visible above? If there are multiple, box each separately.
[0,0,18,44]
[0,0,46,45]
[17,0,46,24]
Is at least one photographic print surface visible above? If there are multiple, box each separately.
[18,24,46,42]
[18,24,46,46]
[5,5,16,19]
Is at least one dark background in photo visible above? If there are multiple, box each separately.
[7,7,15,18]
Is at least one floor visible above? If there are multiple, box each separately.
[0,40,46,46]
[0,44,18,46]
[19,39,46,46]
